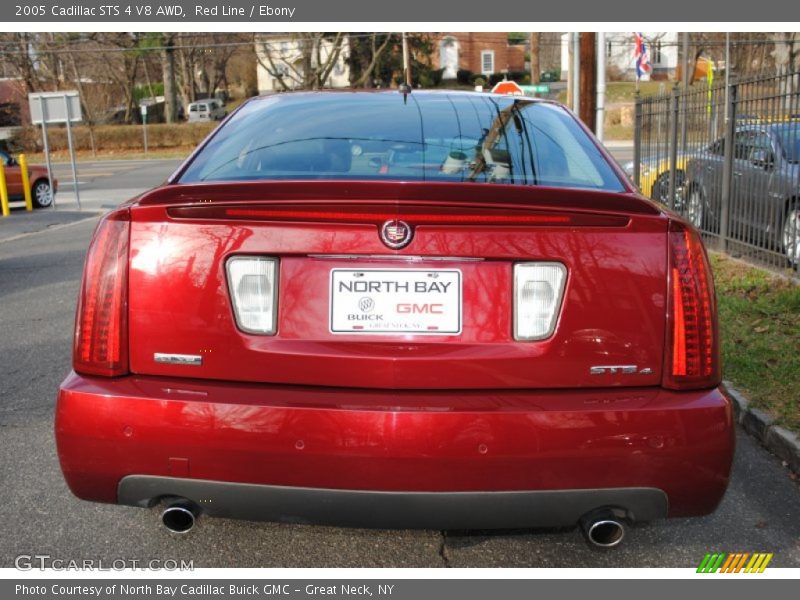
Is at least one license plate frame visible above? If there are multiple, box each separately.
[329,268,462,335]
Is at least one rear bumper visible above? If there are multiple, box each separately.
[55,372,735,527]
[119,476,668,529]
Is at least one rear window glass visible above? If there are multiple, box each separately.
[179,92,625,192]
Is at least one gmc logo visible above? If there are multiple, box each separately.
[396,303,444,314]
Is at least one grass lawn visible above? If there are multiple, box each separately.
[712,254,800,429]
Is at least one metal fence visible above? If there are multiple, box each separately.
[633,70,800,274]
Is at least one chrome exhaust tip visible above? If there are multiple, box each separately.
[161,501,199,534]
[580,510,626,548]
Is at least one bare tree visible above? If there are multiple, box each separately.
[255,33,346,91]
[349,33,393,88]
[0,33,45,92]
[161,34,178,123]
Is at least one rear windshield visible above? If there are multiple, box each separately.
[179,92,625,191]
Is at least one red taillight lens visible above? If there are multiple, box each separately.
[663,220,720,390]
[73,209,130,377]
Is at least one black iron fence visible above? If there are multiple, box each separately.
[633,70,800,274]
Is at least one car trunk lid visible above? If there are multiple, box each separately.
[127,181,668,390]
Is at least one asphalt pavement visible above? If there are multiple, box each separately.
[5,157,183,214]
[0,153,798,568]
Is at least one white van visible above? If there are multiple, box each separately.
[187,99,226,122]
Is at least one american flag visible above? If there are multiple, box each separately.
[634,32,652,80]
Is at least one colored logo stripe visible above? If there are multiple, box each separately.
[697,553,773,573]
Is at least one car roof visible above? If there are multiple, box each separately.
[248,89,552,106]
[738,121,800,132]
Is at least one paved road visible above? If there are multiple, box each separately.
[6,158,184,214]
[1,155,798,568]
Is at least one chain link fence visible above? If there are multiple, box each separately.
[633,70,800,274]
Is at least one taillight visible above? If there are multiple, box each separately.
[73,209,130,377]
[663,220,720,390]
[226,256,279,335]
[513,263,567,341]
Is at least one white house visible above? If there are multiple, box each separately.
[560,32,679,81]
[255,34,350,93]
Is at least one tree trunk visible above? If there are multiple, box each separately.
[162,34,179,123]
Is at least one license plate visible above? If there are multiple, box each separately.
[330,269,462,335]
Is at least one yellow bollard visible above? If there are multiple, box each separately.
[19,154,33,211]
[0,157,9,217]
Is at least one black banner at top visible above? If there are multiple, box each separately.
[2,0,799,22]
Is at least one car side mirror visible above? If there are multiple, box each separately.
[751,148,775,169]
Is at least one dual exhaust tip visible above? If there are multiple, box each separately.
[161,500,199,534]
[159,499,627,547]
[580,509,626,548]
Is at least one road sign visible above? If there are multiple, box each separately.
[491,81,524,96]
[521,84,551,94]
[140,104,148,116]
[28,91,82,124]
[27,91,84,210]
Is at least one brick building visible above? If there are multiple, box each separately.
[431,33,526,79]
[0,79,29,127]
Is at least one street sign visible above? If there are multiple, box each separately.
[140,104,149,156]
[491,81,524,96]
[521,84,551,94]
[28,91,82,124]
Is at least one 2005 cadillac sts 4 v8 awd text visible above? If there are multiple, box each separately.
[55,91,734,547]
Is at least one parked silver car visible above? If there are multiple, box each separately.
[685,122,800,266]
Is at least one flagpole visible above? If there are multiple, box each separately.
[634,32,641,94]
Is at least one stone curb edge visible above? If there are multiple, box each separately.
[723,380,800,475]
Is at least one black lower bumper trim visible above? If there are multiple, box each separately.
[118,476,668,529]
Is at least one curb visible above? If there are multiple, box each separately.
[723,380,800,475]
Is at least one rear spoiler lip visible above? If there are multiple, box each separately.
[135,180,664,217]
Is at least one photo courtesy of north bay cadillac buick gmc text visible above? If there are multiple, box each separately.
[54,90,733,548]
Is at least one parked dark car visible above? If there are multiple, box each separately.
[684,122,800,266]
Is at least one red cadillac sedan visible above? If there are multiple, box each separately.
[55,91,734,547]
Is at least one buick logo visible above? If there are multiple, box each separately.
[380,219,413,249]
[358,297,375,313]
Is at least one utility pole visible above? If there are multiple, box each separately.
[530,32,540,84]
[567,34,574,108]
[572,32,581,113]
[681,32,690,88]
[402,32,411,86]
[680,32,690,157]
[596,31,606,141]
[724,32,731,123]
[579,32,596,130]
